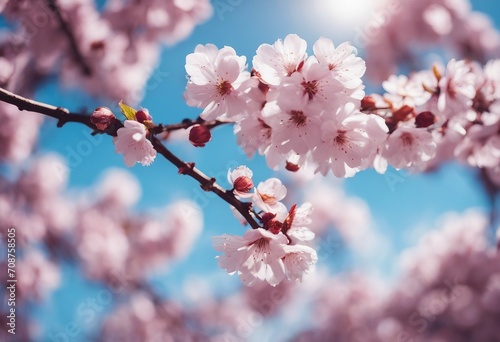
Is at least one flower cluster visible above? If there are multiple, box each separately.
[296,211,500,342]
[1,0,212,103]
[363,0,500,81]
[363,58,500,183]
[184,35,390,177]
[213,165,317,286]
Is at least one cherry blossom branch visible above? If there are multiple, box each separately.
[46,0,92,76]
[149,136,260,228]
[0,86,261,229]
[153,117,230,134]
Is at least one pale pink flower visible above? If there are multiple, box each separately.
[382,74,431,108]
[227,165,254,198]
[277,57,349,110]
[283,244,318,282]
[234,111,273,158]
[113,120,157,167]
[252,178,287,214]
[383,126,437,170]
[286,203,316,244]
[313,103,388,177]
[313,37,366,90]
[213,228,288,286]
[263,101,322,155]
[184,44,251,120]
[437,59,476,118]
[252,34,308,86]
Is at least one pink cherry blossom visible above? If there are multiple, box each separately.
[382,125,437,170]
[252,33,308,86]
[283,244,318,282]
[252,178,287,214]
[263,101,322,155]
[312,38,366,90]
[436,59,476,119]
[313,103,388,177]
[113,120,157,167]
[184,44,251,120]
[213,228,288,286]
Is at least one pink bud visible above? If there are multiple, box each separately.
[90,107,115,131]
[233,176,253,193]
[136,108,152,123]
[189,125,212,147]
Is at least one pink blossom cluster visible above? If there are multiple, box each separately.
[364,0,500,81]
[184,35,391,177]
[1,0,212,102]
[295,211,500,342]
[364,58,500,184]
[213,165,318,286]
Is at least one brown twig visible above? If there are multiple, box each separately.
[0,87,94,128]
[46,0,92,76]
[151,117,230,135]
[0,86,261,229]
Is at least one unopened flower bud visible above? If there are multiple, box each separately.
[361,96,376,111]
[285,161,300,172]
[233,176,253,193]
[90,107,115,131]
[415,111,437,128]
[135,108,153,123]
[189,124,212,147]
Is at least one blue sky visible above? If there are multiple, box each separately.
[19,0,500,340]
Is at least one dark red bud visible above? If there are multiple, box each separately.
[392,105,414,122]
[262,212,282,234]
[285,161,300,172]
[361,96,376,111]
[189,124,212,147]
[136,108,152,123]
[415,111,437,128]
[233,176,253,193]
[90,107,115,131]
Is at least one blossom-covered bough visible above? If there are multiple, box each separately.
[1,31,500,287]
[1,0,500,340]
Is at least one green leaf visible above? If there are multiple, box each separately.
[118,100,137,121]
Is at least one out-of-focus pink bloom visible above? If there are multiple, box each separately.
[96,168,141,208]
[382,126,436,170]
[17,250,60,302]
[436,59,476,119]
[113,120,157,167]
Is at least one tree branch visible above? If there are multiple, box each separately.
[0,86,261,229]
[46,0,92,76]
[0,87,94,128]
